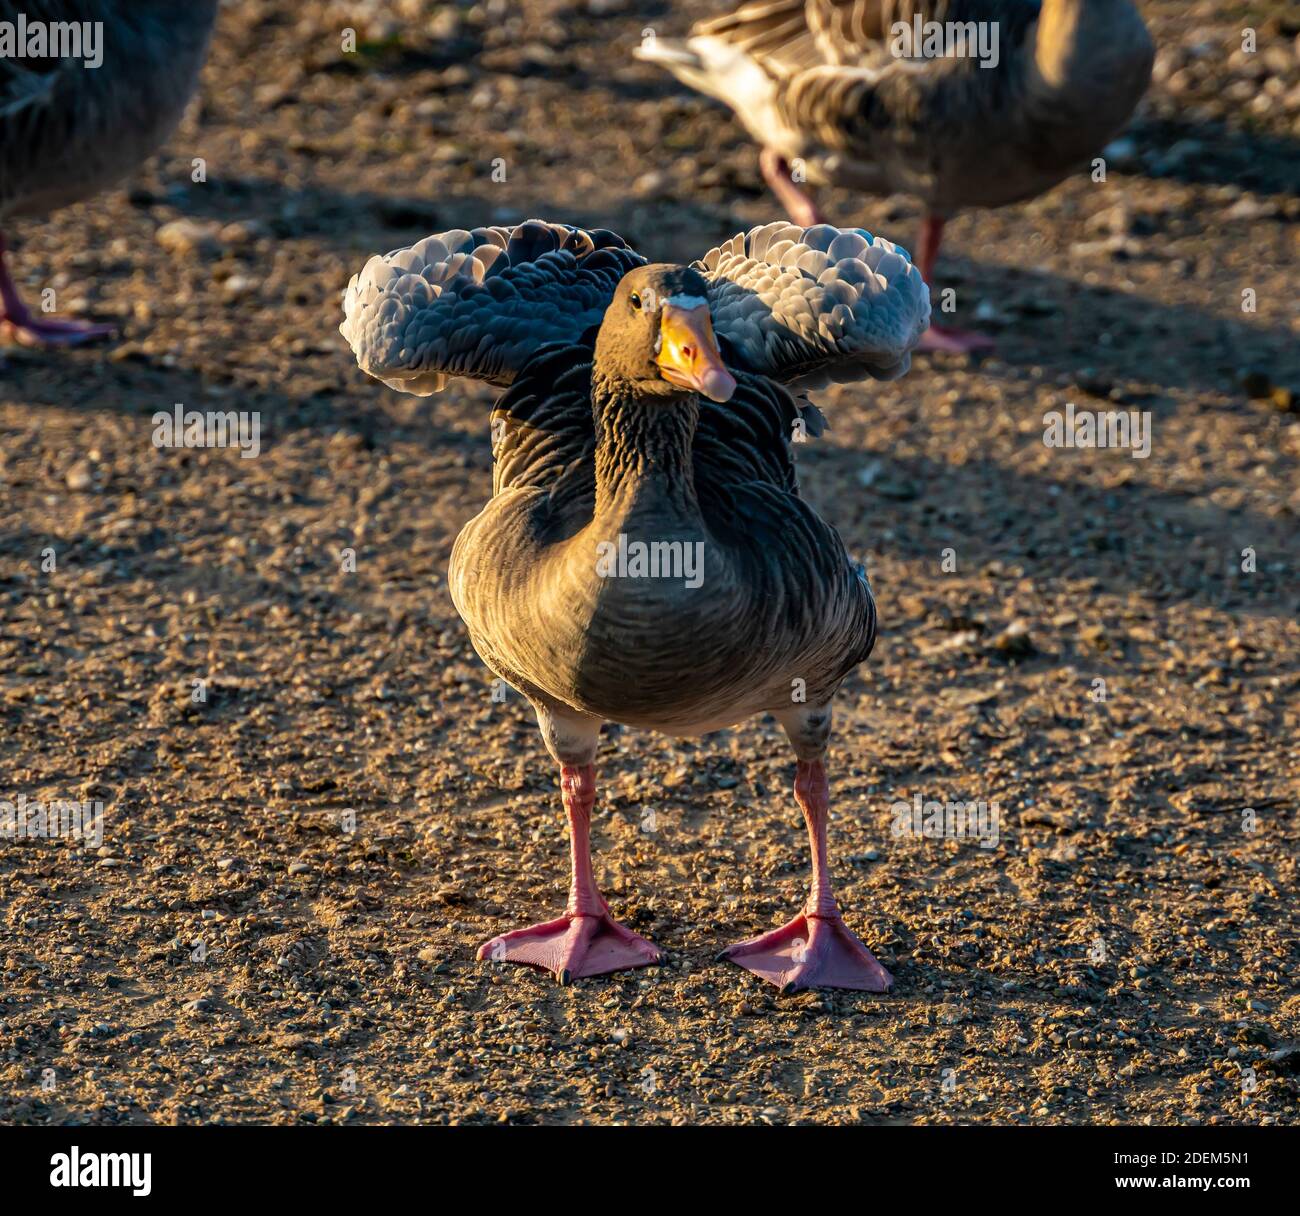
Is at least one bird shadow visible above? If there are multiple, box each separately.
[914,252,1295,401]
[800,424,1295,619]
[0,340,489,463]
[1125,113,1300,196]
[133,168,656,262]
[135,165,445,250]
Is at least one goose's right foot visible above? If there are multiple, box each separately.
[478,911,661,984]
[0,314,117,348]
[476,759,661,984]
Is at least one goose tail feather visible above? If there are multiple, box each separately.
[637,34,769,104]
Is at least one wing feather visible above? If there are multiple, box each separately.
[340,220,646,395]
[696,221,929,391]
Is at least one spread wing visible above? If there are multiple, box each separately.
[339,220,646,396]
[696,221,930,392]
[342,217,928,399]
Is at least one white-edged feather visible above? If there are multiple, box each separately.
[696,220,930,391]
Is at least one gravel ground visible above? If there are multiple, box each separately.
[0,0,1297,1126]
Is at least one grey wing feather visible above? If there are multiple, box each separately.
[340,220,647,396]
[697,221,930,392]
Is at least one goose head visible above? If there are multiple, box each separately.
[594,265,737,404]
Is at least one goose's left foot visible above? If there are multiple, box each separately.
[719,911,893,994]
[917,324,995,354]
[720,752,894,993]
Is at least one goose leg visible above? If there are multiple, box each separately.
[0,234,116,347]
[721,745,893,994]
[913,214,995,354]
[759,148,825,229]
[478,761,662,985]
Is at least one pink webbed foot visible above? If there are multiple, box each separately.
[478,910,662,985]
[0,314,117,348]
[719,912,894,994]
[480,759,661,984]
[917,324,995,355]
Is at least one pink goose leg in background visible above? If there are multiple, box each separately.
[0,234,116,347]
[913,215,996,354]
[760,148,825,229]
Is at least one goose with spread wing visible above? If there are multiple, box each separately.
[0,0,219,345]
[637,0,1153,352]
[341,219,928,992]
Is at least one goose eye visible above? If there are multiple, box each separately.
[629,292,641,311]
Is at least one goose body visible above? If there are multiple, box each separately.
[343,219,928,991]
[450,343,875,738]
[0,0,219,344]
[637,0,1154,348]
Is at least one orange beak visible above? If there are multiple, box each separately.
[656,303,736,403]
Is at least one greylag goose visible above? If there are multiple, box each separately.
[0,0,219,345]
[637,0,1154,351]
[341,219,929,992]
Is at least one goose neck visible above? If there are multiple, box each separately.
[591,374,701,518]
[1032,0,1148,91]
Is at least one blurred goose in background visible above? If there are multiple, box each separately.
[0,0,219,345]
[637,0,1154,352]
[341,218,928,992]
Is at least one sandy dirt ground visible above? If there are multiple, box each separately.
[1,0,1297,1126]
